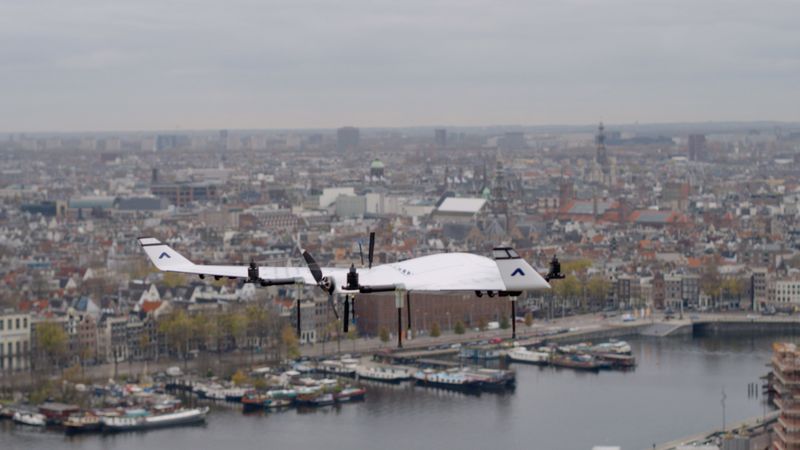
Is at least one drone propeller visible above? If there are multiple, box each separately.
[545,254,565,281]
[367,231,375,269]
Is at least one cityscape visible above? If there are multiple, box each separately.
[2,121,800,449]
[2,1,800,449]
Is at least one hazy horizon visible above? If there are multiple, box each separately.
[2,0,799,133]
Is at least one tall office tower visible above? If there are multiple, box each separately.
[501,131,526,151]
[688,134,707,161]
[219,129,229,151]
[435,129,447,148]
[337,126,360,152]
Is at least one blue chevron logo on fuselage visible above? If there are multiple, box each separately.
[511,268,525,277]
[159,252,170,260]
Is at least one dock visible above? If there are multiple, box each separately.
[654,411,778,450]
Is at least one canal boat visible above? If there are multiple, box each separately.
[334,387,366,403]
[12,411,47,427]
[506,347,550,365]
[0,406,14,420]
[464,368,516,391]
[241,391,270,411]
[64,413,102,434]
[413,369,482,392]
[224,387,248,403]
[355,365,413,383]
[297,392,336,407]
[459,347,502,360]
[593,353,636,368]
[101,407,209,432]
[550,354,611,371]
[266,398,293,409]
[592,340,632,355]
[317,360,357,377]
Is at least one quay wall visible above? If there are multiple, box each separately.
[544,324,649,345]
[693,320,800,336]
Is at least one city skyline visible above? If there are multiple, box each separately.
[2,0,799,132]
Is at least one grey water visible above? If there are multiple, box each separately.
[0,332,790,450]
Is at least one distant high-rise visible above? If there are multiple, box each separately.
[337,127,360,152]
[688,134,707,161]
[501,132,525,151]
[596,122,608,167]
[219,129,229,151]
[435,129,447,148]
[156,134,178,151]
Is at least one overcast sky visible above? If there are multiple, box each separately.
[1,0,798,132]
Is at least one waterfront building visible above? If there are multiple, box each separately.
[0,311,31,372]
[356,292,511,337]
[772,342,800,449]
[769,277,800,307]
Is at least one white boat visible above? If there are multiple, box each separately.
[507,347,550,365]
[13,411,47,427]
[317,360,356,376]
[102,407,209,432]
[592,341,632,355]
[355,365,413,383]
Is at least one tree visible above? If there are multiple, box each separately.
[222,310,249,350]
[430,322,441,338]
[453,320,466,335]
[35,320,68,371]
[162,272,187,288]
[553,274,582,315]
[378,326,390,345]
[231,369,248,386]
[562,259,592,274]
[346,325,359,354]
[281,325,300,360]
[524,312,533,327]
[499,315,510,330]
[478,318,488,332]
[701,260,722,309]
[158,310,193,368]
[586,276,611,309]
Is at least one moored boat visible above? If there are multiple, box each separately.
[463,368,516,391]
[101,407,209,432]
[413,369,482,392]
[506,347,550,365]
[64,413,102,434]
[355,365,413,383]
[550,354,611,371]
[334,387,366,403]
[297,393,335,407]
[13,411,47,427]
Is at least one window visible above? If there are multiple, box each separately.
[0,319,3,331]
[16,318,20,329]
[23,318,27,329]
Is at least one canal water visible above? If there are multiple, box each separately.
[0,332,791,450]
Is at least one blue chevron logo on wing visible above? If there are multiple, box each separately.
[158,252,170,260]
[511,268,525,277]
